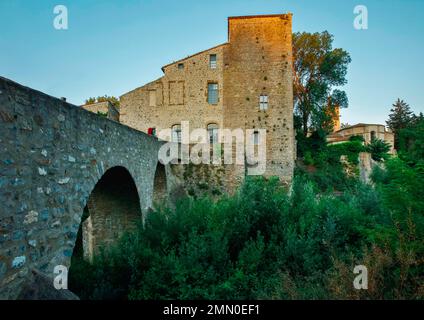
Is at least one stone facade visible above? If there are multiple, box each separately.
[81,101,119,122]
[120,14,295,188]
[120,43,226,133]
[0,76,171,299]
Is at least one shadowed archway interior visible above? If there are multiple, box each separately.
[152,162,167,208]
[72,166,142,262]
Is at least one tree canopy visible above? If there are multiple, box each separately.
[386,99,417,150]
[293,31,351,136]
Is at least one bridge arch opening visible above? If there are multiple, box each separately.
[152,162,167,209]
[72,166,142,263]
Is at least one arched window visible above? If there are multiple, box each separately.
[171,124,181,143]
[371,130,376,141]
[207,123,219,144]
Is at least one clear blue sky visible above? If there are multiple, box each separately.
[1,0,423,125]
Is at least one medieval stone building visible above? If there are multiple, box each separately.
[328,123,395,154]
[119,14,295,188]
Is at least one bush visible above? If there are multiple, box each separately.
[349,135,365,143]
[366,138,391,162]
[69,168,423,300]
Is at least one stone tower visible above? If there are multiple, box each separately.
[332,105,341,132]
[120,13,296,191]
[223,14,295,184]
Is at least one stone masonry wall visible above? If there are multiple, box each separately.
[81,101,120,122]
[120,44,226,137]
[223,14,295,185]
[0,77,165,299]
[119,14,296,193]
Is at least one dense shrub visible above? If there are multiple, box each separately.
[69,162,423,300]
[296,140,365,192]
[398,117,424,166]
[366,138,391,162]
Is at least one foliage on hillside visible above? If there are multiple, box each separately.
[295,130,366,192]
[398,115,424,165]
[366,138,391,162]
[69,157,423,300]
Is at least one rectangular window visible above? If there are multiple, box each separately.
[209,54,217,69]
[207,124,219,144]
[259,95,268,111]
[149,90,156,107]
[178,63,184,70]
[208,83,218,104]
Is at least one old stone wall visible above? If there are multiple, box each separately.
[120,44,226,136]
[0,77,166,299]
[329,124,396,154]
[223,14,295,186]
[81,101,119,122]
[120,14,295,192]
[169,161,227,200]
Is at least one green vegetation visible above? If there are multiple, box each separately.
[386,99,414,150]
[366,138,391,162]
[398,114,424,166]
[295,130,366,192]
[69,154,423,300]
[68,34,423,301]
[96,111,108,118]
[293,31,351,136]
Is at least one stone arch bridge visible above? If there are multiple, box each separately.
[0,77,172,299]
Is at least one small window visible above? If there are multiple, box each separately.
[259,95,268,111]
[208,83,218,104]
[209,54,217,69]
[371,131,376,141]
[171,124,181,143]
[207,123,219,144]
[178,63,184,70]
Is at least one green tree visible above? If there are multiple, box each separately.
[366,138,391,162]
[293,31,351,136]
[398,115,424,164]
[386,99,413,149]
